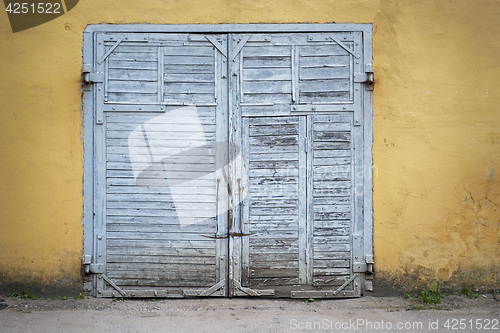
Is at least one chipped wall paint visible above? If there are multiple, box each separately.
[0,0,499,294]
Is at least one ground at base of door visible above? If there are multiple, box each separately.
[0,295,498,333]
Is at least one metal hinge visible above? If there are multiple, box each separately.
[353,255,375,274]
[82,255,105,274]
[353,64,374,90]
[82,64,104,84]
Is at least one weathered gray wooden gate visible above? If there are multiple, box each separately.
[82,24,373,298]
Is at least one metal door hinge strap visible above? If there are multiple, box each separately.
[333,273,359,296]
[230,35,251,61]
[199,279,226,296]
[98,37,124,64]
[101,274,127,297]
[82,71,104,83]
[329,35,360,59]
[205,35,227,58]
[232,279,274,296]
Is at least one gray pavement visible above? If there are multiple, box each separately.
[0,294,498,332]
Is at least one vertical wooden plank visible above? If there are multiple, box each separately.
[352,31,366,297]
[82,29,95,295]
[362,27,374,294]
[228,33,242,295]
[94,33,107,296]
[240,117,250,286]
[292,46,300,104]
[157,46,164,104]
[215,34,229,295]
[305,114,314,284]
[298,116,307,284]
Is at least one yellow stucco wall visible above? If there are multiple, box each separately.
[0,0,499,293]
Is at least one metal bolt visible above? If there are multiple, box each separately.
[99,253,102,257]
[343,292,346,296]
[344,36,347,40]
[139,107,142,110]
[98,88,101,91]
[98,289,102,294]
[144,37,147,40]
[98,235,103,240]
[112,292,116,297]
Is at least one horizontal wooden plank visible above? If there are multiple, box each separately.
[107,255,216,265]
[312,235,350,244]
[106,130,216,141]
[164,64,214,74]
[312,196,351,205]
[314,212,351,220]
[107,92,158,104]
[314,131,351,142]
[249,245,299,254]
[106,185,215,195]
[164,55,213,65]
[106,201,215,210]
[249,238,298,247]
[248,215,298,224]
[312,268,351,275]
[313,259,350,268]
[109,52,158,62]
[249,206,298,216]
[108,68,157,81]
[106,208,215,218]
[313,243,351,252]
[107,262,216,271]
[106,194,216,203]
[243,68,292,81]
[299,55,349,67]
[109,278,214,288]
[313,157,351,166]
[249,198,298,208]
[248,221,298,231]
[249,117,298,125]
[108,60,158,70]
[248,277,299,287]
[248,123,297,136]
[243,57,291,68]
[249,152,299,162]
[299,79,350,93]
[313,141,351,150]
[248,134,297,147]
[313,204,351,214]
[164,93,216,105]
[313,122,351,132]
[106,231,213,240]
[249,169,298,178]
[106,237,215,248]
[164,82,215,94]
[242,46,292,57]
[107,239,215,248]
[164,73,215,83]
[243,80,291,94]
[106,216,216,225]
[163,46,214,56]
[312,251,350,260]
[313,276,352,287]
[313,227,351,237]
[249,160,299,170]
[249,260,298,269]
[300,45,352,56]
[299,92,351,102]
[107,247,216,257]
[249,268,298,278]
[106,112,215,123]
[112,45,158,53]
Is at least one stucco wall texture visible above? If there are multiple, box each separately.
[0,0,499,294]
